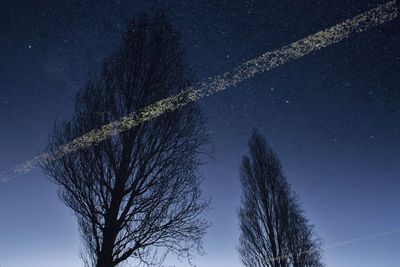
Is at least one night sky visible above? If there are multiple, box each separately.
[1,1,400,267]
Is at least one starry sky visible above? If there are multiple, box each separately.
[1,1,400,267]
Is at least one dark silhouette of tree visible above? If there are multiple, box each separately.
[41,12,209,267]
[286,198,323,267]
[238,129,324,267]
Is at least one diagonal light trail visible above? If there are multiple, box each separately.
[0,0,398,183]
[327,228,400,248]
[265,227,400,263]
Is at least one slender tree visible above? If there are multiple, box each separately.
[238,129,323,267]
[286,198,323,267]
[41,12,209,267]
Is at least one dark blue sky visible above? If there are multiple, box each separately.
[1,1,400,266]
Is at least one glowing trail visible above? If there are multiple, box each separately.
[0,1,398,183]
[327,228,400,248]
[265,227,400,263]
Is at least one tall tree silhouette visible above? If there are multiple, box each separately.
[286,198,323,267]
[41,12,209,267]
[238,129,323,267]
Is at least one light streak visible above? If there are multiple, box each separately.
[265,227,400,263]
[0,1,398,183]
[328,228,400,248]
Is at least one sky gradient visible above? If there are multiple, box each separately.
[1,1,400,267]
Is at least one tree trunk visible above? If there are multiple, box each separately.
[96,251,114,267]
[96,220,118,267]
[96,175,126,267]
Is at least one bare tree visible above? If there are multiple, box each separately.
[238,129,323,267]
[41,12,209,267]
[286,196,324,267]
